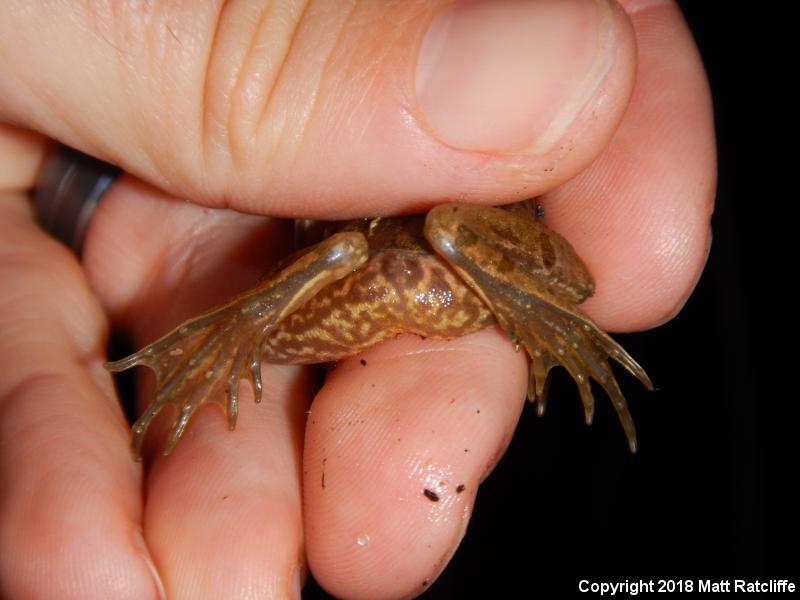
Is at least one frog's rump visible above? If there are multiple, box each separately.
[263,249,495,363]
[264,215,495,363]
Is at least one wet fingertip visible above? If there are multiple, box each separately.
[304,331,526,597]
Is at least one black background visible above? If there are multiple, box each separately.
[305,2,797,597]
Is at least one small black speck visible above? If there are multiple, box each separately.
[423,580,430,587]
[464,448,469,453]
[222,495,229,500]
[423,489,440,502]
[476,409,481,414]
[456,484,465,494]
[360,359,367,366]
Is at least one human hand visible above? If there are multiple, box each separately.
[0,1,714,598]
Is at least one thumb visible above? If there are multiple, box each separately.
[0,0,635,217]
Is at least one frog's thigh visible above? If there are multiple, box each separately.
[424,204,651,452]
[424,203,594,305]
[106,231,369,457]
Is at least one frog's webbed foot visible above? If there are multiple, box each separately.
[426,204,653,452]
[501,298,652,452]
[105,231,368,458]
[105,306,269,458]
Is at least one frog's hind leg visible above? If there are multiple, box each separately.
[105,231,368,458]
[425,204,653,452]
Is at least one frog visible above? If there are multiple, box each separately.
[105,202,653,458]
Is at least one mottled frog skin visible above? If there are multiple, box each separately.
[106,203,652,457]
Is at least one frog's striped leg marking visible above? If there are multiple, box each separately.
[105,231,368,458]
[425,204,653,452]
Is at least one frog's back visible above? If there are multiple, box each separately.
[263,216,494,364]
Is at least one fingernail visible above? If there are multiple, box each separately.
[290,565,303,600]
[416,0,616,154]
[133,528,166,600]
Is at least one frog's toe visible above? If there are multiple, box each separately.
[106,308,266,458]
[504,297,652,453]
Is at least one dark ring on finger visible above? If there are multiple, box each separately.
[32,145,121,255]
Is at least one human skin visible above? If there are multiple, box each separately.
[0,1,714,599]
